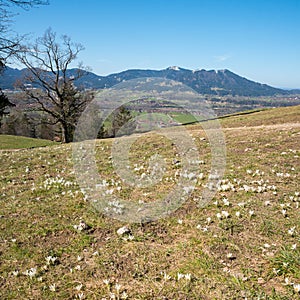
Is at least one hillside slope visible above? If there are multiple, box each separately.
[0,66,290,96]
[0,135,57,150]
[0,105,299,299]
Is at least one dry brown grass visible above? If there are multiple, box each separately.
[0,105,299,299]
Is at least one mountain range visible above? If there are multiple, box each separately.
[0,66,298,96]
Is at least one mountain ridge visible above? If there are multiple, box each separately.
[1,66,299,96]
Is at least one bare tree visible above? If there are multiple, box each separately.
[16,28,93,143]
[0,0,48,67]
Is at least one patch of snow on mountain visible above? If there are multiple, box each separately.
[168,66,180,71]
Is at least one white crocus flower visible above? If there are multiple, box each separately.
[223,198,230,206]
[185,273,192,280]
[45,256,57,265]
[23,267,37,278]
[49,284,56,292]
[235,211,241,218]
[77,293,85,300]
[293,283,300,293]
[206,217,212,224]
[288,227,296,236]
[110,292,116,299]
[163,272,171,281]
[127,234,135,241]
[115,283,121,292]
[221,211,230,218]
[284,277,293,285]
[103,279,110,285]
[121,291,129,299]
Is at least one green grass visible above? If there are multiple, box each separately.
[0,134,57,150]
[0,105,299,299]
[169,112,199,124]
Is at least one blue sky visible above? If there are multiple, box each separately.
[9,0,300,88]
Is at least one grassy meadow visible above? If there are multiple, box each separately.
[0,135,57,150]
[0,105,299,299]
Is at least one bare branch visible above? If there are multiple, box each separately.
[15,28,92,143]
[0,0,49,65]
[4,0,49,9]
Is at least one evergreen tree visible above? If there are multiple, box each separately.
[0,89,14,127]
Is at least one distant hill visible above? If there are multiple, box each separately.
[0,66,296,96]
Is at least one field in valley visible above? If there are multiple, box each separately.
[0,105,299,299]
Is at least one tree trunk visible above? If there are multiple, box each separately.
[61,122,75,143]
